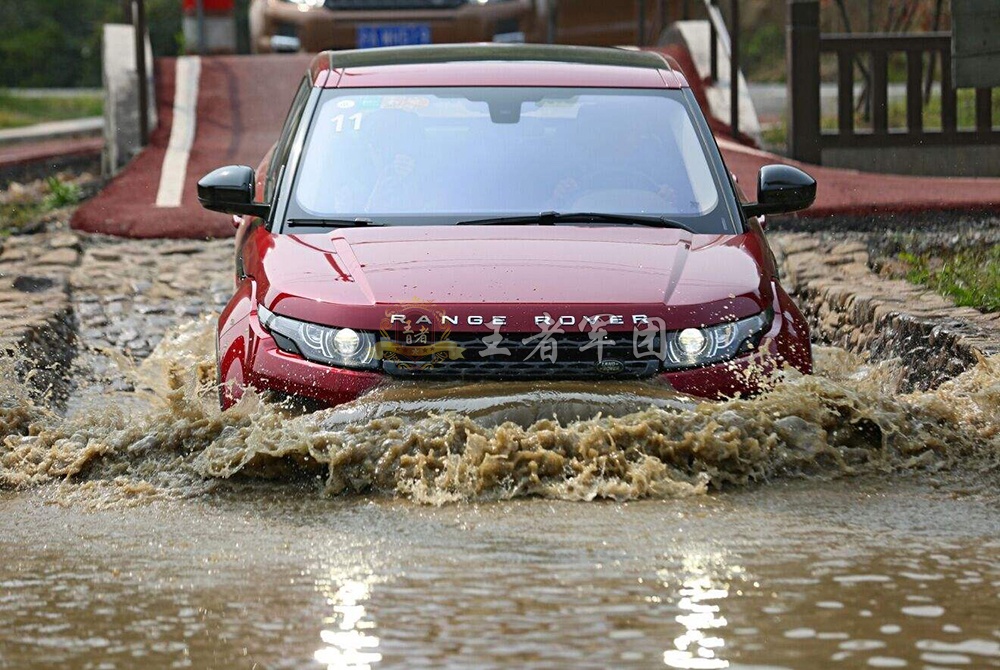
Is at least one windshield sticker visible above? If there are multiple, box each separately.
[381,96,431,111]
[331,113,364,132]
[336,99,356,110]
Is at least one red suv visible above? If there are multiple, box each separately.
[198,44,816,410]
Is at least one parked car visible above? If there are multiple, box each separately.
[199,44,816,410]
[249,0,550,53]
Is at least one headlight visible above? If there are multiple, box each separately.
[662,311,772,371]
[258,305,379,371]
[279,0,324,7]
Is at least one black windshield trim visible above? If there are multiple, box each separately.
[286,218,383,228]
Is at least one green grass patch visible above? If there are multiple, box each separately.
[0,92,103,129]
[760,89,1000,155]
[0,177,81,236]
[895,245,1000,313]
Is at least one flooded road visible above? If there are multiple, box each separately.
[1,480,998,669]
[1,309,999,668]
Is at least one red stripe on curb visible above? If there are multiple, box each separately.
[72,55,309,239]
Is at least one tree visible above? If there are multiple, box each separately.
[0,0,183,88]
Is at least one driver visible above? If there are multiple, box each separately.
[550,106,679,209]
[326,109,421,214]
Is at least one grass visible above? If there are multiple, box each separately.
[895,246,1000,313]
[760,89,1000,154]
[0,177,81,237]
[839,88,1000,134]
[0,92,103,130]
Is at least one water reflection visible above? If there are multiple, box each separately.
[662,555,744,670]
[314,577,382,670]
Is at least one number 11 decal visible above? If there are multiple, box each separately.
[332,113,364,132]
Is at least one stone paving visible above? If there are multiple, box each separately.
[71,238,232,360]
[771,232,1000,391]
[0,172,232,406]
[0,231,81,402]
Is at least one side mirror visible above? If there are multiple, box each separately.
[742,164,816,218]
[197,165,270,218]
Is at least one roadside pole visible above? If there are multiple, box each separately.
[134,0,149,147]
[196,0,206,55]
[637,0,646,46]
[729,0,739,136]
[787,0,821,164]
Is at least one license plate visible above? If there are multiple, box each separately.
[356,24,431,49]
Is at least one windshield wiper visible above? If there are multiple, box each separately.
[286,218,384,228]
[456,211,695,233]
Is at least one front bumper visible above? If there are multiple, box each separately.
[252,0,541,53]
[224,298,811,409]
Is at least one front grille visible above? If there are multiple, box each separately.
[382,333,661,381]
[324,0,465,9]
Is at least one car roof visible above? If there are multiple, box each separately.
[309,44,689,90]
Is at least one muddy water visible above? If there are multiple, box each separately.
[1,319,999,668]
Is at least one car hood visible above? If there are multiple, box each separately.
[259,226,773,331]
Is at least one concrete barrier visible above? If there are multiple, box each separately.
[102,24,158,177]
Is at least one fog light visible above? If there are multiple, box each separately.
[677,328,707,356]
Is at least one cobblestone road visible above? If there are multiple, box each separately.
[71,238,232,360]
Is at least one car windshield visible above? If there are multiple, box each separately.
[289,87,734,232]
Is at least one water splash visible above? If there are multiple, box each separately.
[1,318,997,505]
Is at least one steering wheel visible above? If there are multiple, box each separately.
[576,168,662,193]
[552,168,669,210]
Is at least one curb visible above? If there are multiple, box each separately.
[0,138,103,188]
[0,117,103,147]
[772,233,999,391]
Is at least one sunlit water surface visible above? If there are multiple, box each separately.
[1,318,998,669]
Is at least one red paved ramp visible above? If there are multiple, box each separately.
[73,48,999,239]
[717,138,1000,219]
[73,55,309,239]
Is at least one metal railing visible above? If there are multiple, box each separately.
[704,0,740,136]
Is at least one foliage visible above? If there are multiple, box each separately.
[759,89,1000,155]
[43,177,82,209]
[0,177,83,237]
[896,246,1000,313]
[742,23,785,83]
[0,92,103,129]
[742,0,950,83]
[820,0,949,33]
[0,0,183,88]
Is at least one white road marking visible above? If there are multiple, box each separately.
[155,56,201,208]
